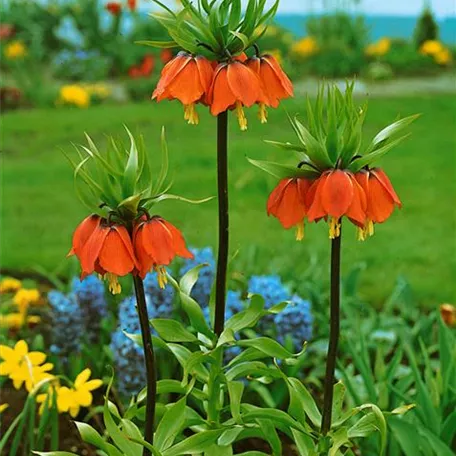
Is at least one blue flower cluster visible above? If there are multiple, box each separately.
[180,247,215,307]
[110,280,175,397]
[274,295,313,352]
[143,271,175,317]
[48,290,84,358]
[71,276,108,343]
[248,275,290,327]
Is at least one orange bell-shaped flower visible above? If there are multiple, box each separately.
[267,178,312,240]
[68,214,102,258]
[133,217,193,286]
[355,168,402,239]
[307,169,367,239]
[208,61,264,131]
[246,54,293,123]
[71,220,139,294]
[152,52,214,125]
[105,2,121,15]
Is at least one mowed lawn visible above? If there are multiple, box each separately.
[1,94,455,307]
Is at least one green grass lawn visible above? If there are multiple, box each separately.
[1,95,455,307]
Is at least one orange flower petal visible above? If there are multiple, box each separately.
[268,179,306,228]
[367,175,395,223]
[167,59,204,105]
[306,174,328,222]
[162,220,193,259]
[153,53,192,101]
[134,224,155,278]
[321,170,354,218]
[346,174,367,225]
[143,219,175,266]
[371,168,402,207]
[209,65,237,115]
[98,228,136,276]
[69,215,101,257]
[80,225,110,276]
[226,62,261,107]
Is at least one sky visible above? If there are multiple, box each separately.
[275,0,456,17]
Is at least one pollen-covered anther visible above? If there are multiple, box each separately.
[106,273,121,295]
[236,101,248,131]
[329,217,341,239]
[184,103,199,125]
[155,266,168,289]
[258,103,268,124]
[296,221,305,241]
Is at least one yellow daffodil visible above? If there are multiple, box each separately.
[13,289,41,313]
[0,277,22,293]
[57,369,103,418]
[0,313,41,329]
[4,40,27,59]
[420,39,444,56]
[434,48,452,65]
[84,83,111,99]
[0,403,9,413]
[291,37,319,57]
[57,85,90,108]
[0,340,54,392]
[365,38,391,57]
[36,382,61,414]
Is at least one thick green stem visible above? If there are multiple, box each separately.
[320,229,342,435]
[133,275,156,455]
[214,111,229,336]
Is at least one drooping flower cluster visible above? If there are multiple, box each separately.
[69,214,192,294]
[180,247,216,308]
[72,275,108,343]
[48,291,84,358]
[153,52,293,130]
[267,168,402,240]
[252,83,417,240]
[149,0,293,130]
[274,295,313,351]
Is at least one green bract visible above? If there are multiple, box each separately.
[65,127,211,220]
[250,82,419,178]
[139,0,279,60]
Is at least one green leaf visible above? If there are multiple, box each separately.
[227,381,244,423]
[247,158,318,179]
[242,407,308,434]
[237,337,293,359]
[365,114,420,155]
[33,453,79,456]
[123,127,140,198]
[291,429,316,456]
[264,139,307,153]
[151,319,198,343]
[287,377,321,428]
[74,422,114,454]
[217,427,244,446]
[135,40,178,48]
[224,294,264,333]
[162,430,224,456]
[155,398,186,451]
[179,264,206,296]
[257,420,282,456]
[331,381,346,423]
[328,427,349,456]
[167,344,210,382]
[388,417,421,456]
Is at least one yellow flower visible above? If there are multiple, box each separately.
[0,313,41,329]
[13,289,41,314]
[36,381,61,415]
[4,41,27,59]
[420,39,444,56]
[57,368,103,417]
[0,340,54,392]
[84,83,111,99]
[58,85,90,108]
[365,38,391,57]
[264,49,283,65]
[434,48,452,65]
[0,277,22,293]
[291,37,319,57]
[0,403,8,413]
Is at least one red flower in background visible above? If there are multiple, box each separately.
[0,24,15,41]
[127,0,137,11]
[128,54,155,79]
[133,217,193,286]
[208,61,265,130]
[160,49,173,64]
[105,2,121,15]
[267,178,312,240]
[355,168,402,239]
[306,170,367,239]
[153,52,214,125]
[247,54,293,123]
[69,216,139,294]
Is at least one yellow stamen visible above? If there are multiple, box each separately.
[155,266,168,289]
[295,221,305,241]
[357,227,366,241]
[258,103,268,124]
[366,219,374,237]
[184,103,199,125]
[106,273,121,295]
[328,217,341,239]
[235,101,248,131]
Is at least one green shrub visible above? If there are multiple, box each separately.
[414,6,439,49]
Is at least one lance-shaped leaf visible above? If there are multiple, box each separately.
[247,158,319,179]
